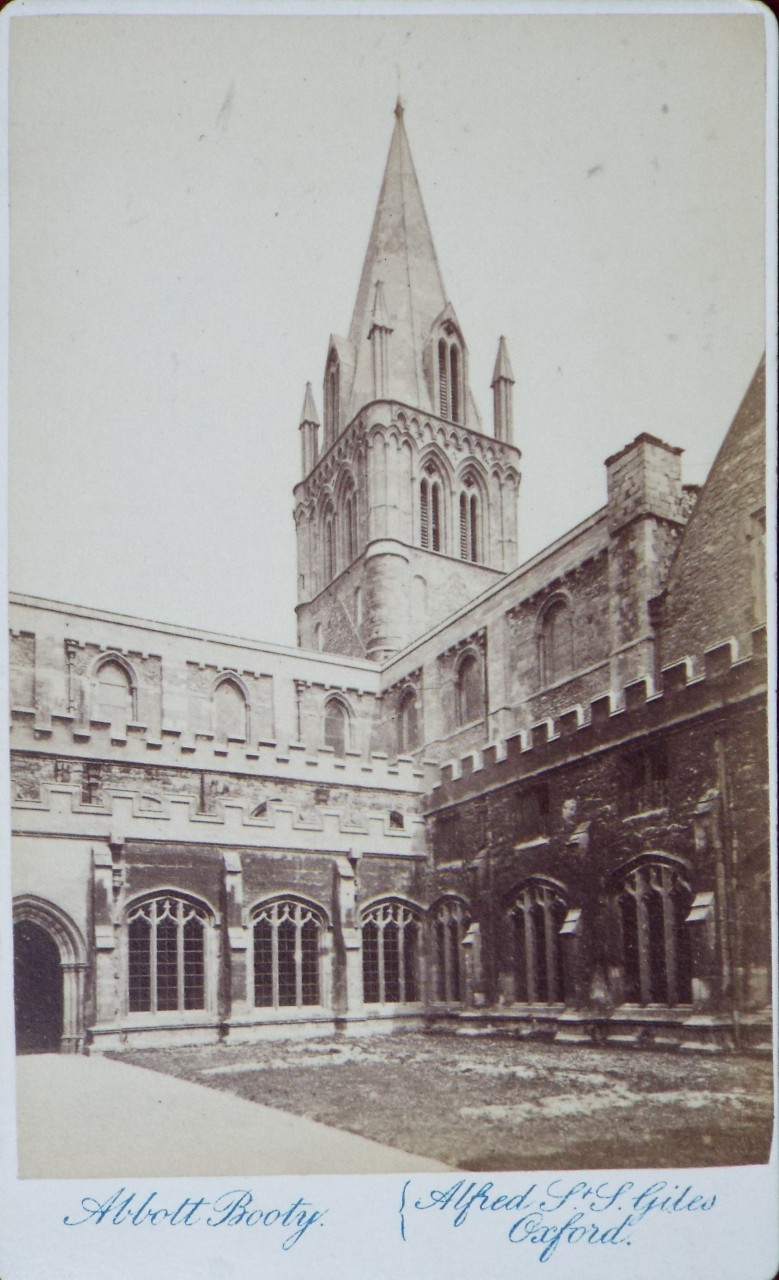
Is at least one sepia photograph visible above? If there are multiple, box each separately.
[3,4,775,1205]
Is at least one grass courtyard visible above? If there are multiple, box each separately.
[116,1032,774,1172]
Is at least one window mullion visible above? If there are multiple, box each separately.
[271,909,280,1008]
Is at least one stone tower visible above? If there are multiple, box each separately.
[294,102,522,661]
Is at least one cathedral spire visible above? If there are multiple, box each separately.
[344,104,477,423]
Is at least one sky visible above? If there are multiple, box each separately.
[7,9,768,648]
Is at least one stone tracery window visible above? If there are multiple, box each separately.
[510,879,568,1004]
[253,899,324,1009]
[431,898,470,1003]
[616,859,692,1006]
[127,895,209,1014]
[361,900,422,1004]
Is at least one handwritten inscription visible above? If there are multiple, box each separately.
[64,1188,327,1249]
[403,1177,717,1261]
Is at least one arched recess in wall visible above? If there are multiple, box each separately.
[610,854,693,1007]
[320,498,336,583]
[323,694,353,758]
[397,685,420,752]
[92,653,137,728]
[335,468,359,567]
[325,348,340,446]
[250,895,330,1010]
[360,898,423,1005]
[508,878,569,1005]
[124,891,216,1017]
[455,649,484,727]
[537,594,574,686]
[430,896,471,1004]
[213,674,249,743]
[13,896,87,1054]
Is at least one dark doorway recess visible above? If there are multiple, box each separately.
[14,920,63,1053]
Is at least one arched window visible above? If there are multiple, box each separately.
[615,859,692,1006]
[438,338,449,419]
[455,651,483,726]
[361,900,422,1004]
[324,697,350,757]
[420,463,444,552]
[459,476,480,562]
[437,337,463,424]
[450,344,461,424]
[214,677,247,743]
[127,895,210,1014]
[432,898,470,1003]
[253,899,324,1009]
[510,880,568,1004]
[314,622,324,651]
[95,658,134,727]
[538,598,574,685]
[398,687,419,752]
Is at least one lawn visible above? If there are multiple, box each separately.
[115,1032,774,1171]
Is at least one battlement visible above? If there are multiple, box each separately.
[9,710,427,793]
[11,783,428,858]
[429,626,767,802]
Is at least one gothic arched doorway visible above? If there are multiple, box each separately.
[14,921,63,1053]
[12,897,87,1053]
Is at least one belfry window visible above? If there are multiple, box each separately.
[253,899,324,1009]
[127,895,209,1014]
[437,336,463,424]
[362,900,422,1004]
[616,860,692,1006]
[510,880,568,1004]
[420,464,443,552]
[432,898,470,1003]
[459,477,480,563]
[455,651,483,726]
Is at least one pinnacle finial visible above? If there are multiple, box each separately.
[300,381,320,426]
[394,96,404,120]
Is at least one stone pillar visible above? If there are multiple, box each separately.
[91,843,121,1028]
[222,852,248,1020]
[332,856,363,1016]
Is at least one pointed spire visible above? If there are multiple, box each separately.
[345,104,454,416]
[300,381,320,426]
[491,337,515,444]
[491,336,515,387]
[299,382,320,477]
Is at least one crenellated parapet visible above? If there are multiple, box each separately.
[429,626,767,803]
[9,708,427,791]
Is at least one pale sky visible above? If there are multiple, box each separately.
[8,10,768,648]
